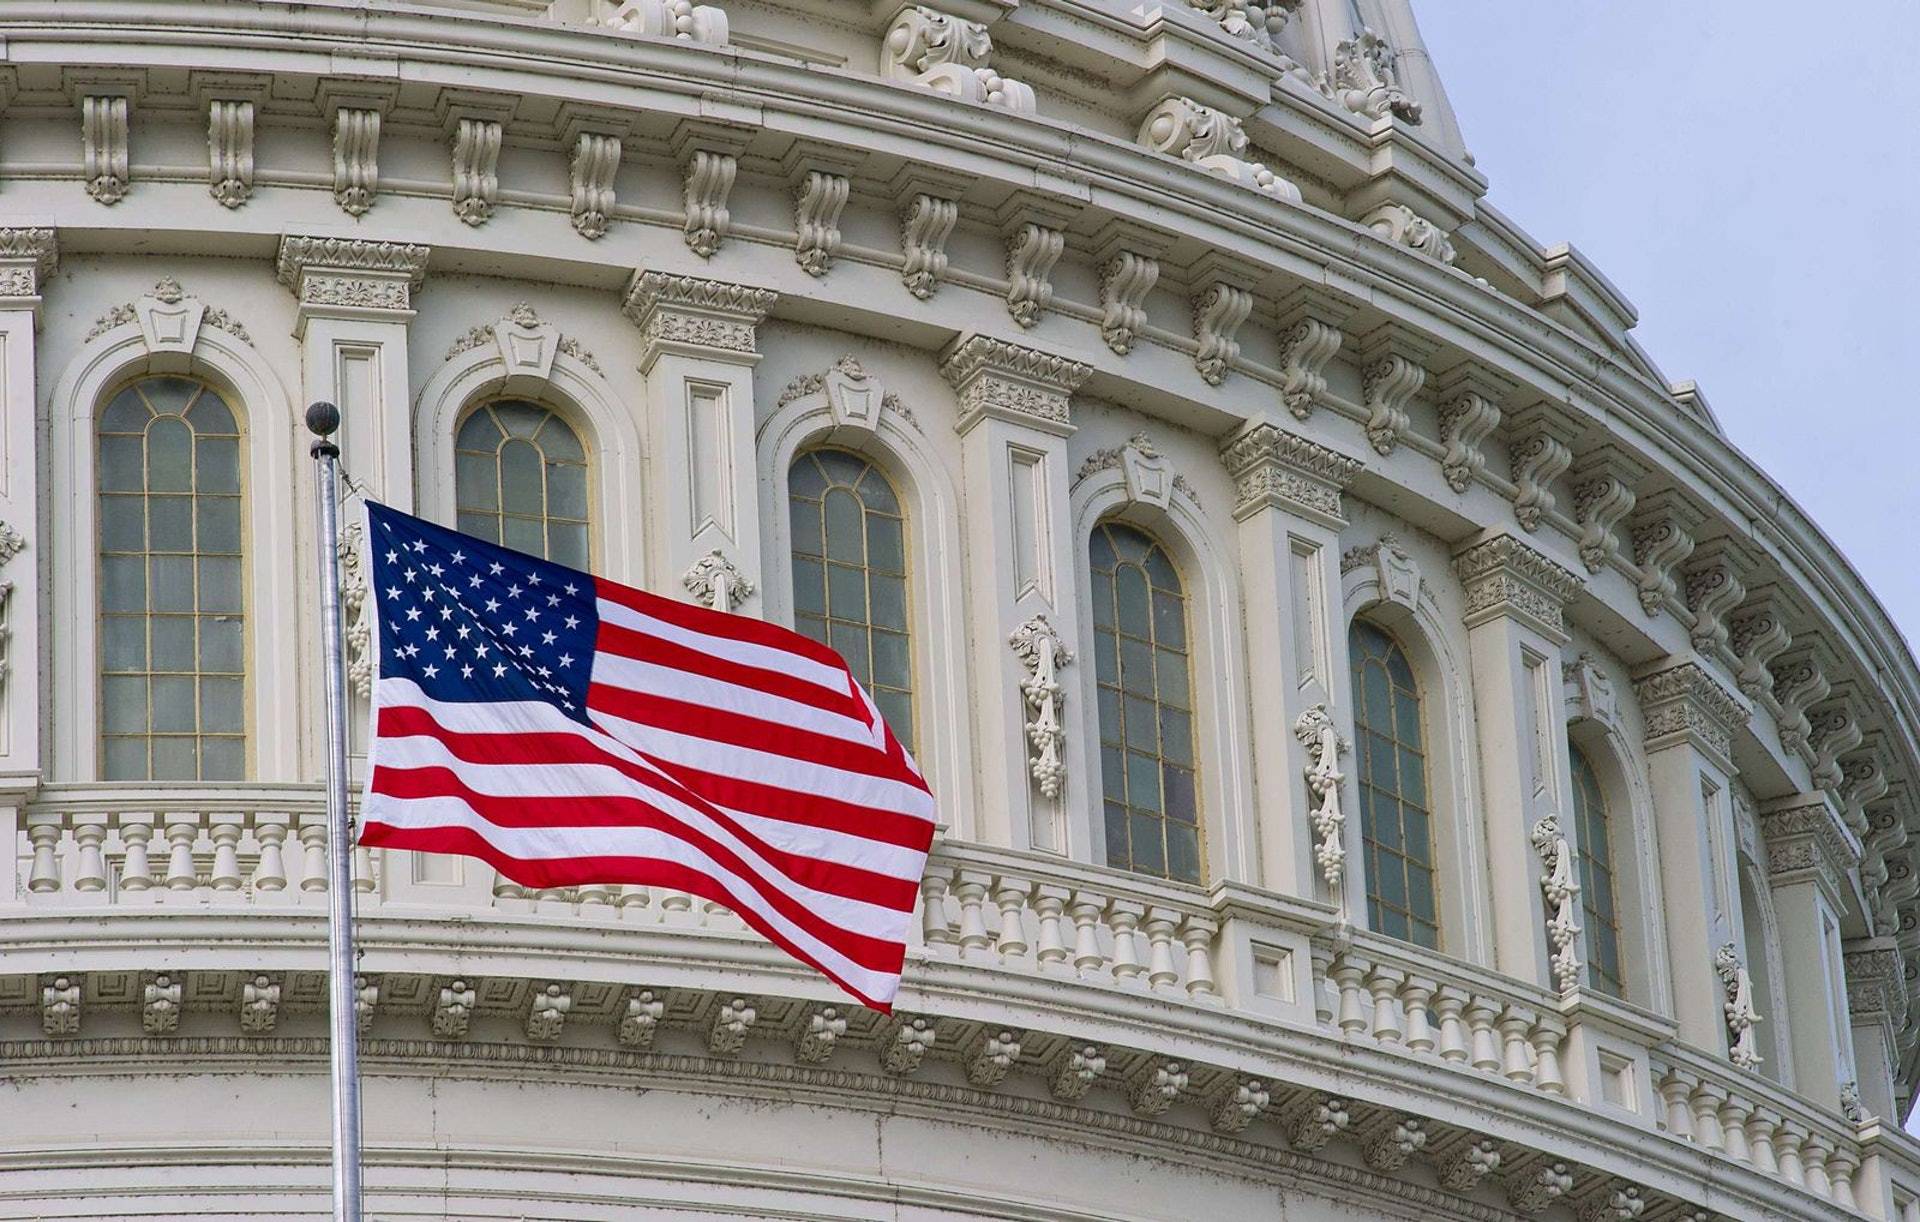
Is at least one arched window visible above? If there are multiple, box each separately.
[1350,620,1437,947]
[788,449,914,748]
[1090,522,1199,883]
[454,399,588,568]
[1571,745,1624,998]
[98,376,245,780]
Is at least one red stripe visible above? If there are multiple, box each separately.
[594,620,862,726]
[360,820,894,1013]
[624,756,936,853]
[596,576,851,674]
[370,762,919,911]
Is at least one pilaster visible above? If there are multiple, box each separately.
[1842,937,1907,1123]
[940,335,1090,857]
[1220,421,1363,899]
[622,270,777,604]
[0,228,54,795]
[1451,533,1583,983]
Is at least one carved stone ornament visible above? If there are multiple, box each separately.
[1294,705,1350,892]
[1729,596,1793,702]
[1630,489,1703,618]
[776,354,915,432]
[1437,388,1501,494]
[621,270,776,362]
[1076,431,1178,510]
[82,95,130,205]
[240,974,282,1034]
[900,193,958,299]
[707,995,756,1056]
[617,988,666,1049]
[1328,28,1422,123]
[1633,661,1746,766]
[1713,942,1763,1070]
[1127,1057,1189,1116]
[1363,203,1455,265]
[681,549,754,614]
[1506,407,1577,533]
[1047,1042,1105,1099]
[1569,447,1648,574]
[527,983,572,1043]
[879,1013,936,1075]
[433,979,476,1039]
[1360,348,1427,457]
[1218,422,1362,526]
[1138,96,1302,204]
[141,974,182,1035]
[0,520,27,568]
[332,107,382,216]
[1437,1137,1501,1193]
[570,131,622,239]
[1562,652,1618,730]
[794,170,850,277]
[603,1,731,46]
[208,99,255,209]
[1684,541,1748,656]
[1758,797,1862,904]
[1844,943,1909,1035]
[451,117,502,227]
[940,336,1091,436]
[795,1004,848,1065]
[1005,222,1063,328]
[963,1027,1021,1087]
[1344,534,1422,612]
[1208,1076,1270,1133]
[43,976,81,1037]
[276,236,431,314]
[679,147,737,256]
[445,302,602,380]
[0,228,59,299]
[1506,1160,1573,1215]
[1453,533,1582,641]
[881,7,1036,114]
[1098,251,1159,355]
[1009,615,1073,799]
[87,278,252,351]
[1186,1,1300,58]
[1531,816,1582,995]
[1279,1091,1350,1152]
[1278,315,1342,420]
[339,519,373,699]
[1191,281,1253,385]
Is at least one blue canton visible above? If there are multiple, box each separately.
[366,502,599,725]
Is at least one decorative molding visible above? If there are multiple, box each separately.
[881,7,1035,114]
[141,974,181,1036]
[239,974,281,1034]
[1683,539,1749,656]
[1360,1114,1427,1172]
[1009,615,1072,800]
[1218,422,1362,526]
[1452,533,1582,641]
[1633,661,1746,766]
[87,277,251,348]
[569,132,622,239]
[963,1027,1022,1088]
[681,549,754,614]
[1098,251,1159,355]
[446,302,602,379]
[1630,489,1703,618]
[1505,404,1578,533]
[1047,1042,1105,1099]
[940,335,1090,436]
[1345,534,1422,612]
[795,1004,848,1065]
[1574,1183,1646,1222]
[1569,446,1648,574]
[432,979,476,1039]
[879,1014,936,1075]
[1713,943,1763,1071]
[1208,1076,1270,1134]
[1504,1160,1573,1215]
[81,95,130,205]
[275,236,430,317]
[451,117,502,226]
[1138,96,1301,203]
[332,107,381,216]
[1005,222,1064,328]
[621,270,775,363]
[1531,816,1582,995]
[1807,699,1863,793]
[1437,1137,1502,1193]
[1191,280,1253,385]
[1075,431,1186,511]
[1329,28,1422,123]
[1294,705,1349,892]
[207,99,254,209]
[1844,942,1909,1034]
[900,194,959,299]
[1769,646,1831,758]
[1279,1092,1350,1153]
[1127,1057,1189,1116]
[42,975,80,1037]
[1363,204,1455,265]
[0,228,59,300]
[775,354,914,432]
[707,996,757,1056]
[794,170,850,276]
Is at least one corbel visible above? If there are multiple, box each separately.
[1430,361,1514,495]
[671,121,753,257]
[784,143,862,278]
[1274,286,1353,421]
[1769,639,1836,759]
[886,165,971,302]
[1727,584,1796,703]
[557,106,630,240]
[1353,324,1435,456]
[1504,401,1579,532]
[997,195,1074,329]
[1568,443,1649,573]
[1187,254,1256,386]
[1629,487,1704,617]
[1088,219,1168,357]
[1807,689,1865,793]
[1682,535,1753,656]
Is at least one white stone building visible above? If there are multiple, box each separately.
[0,1,1915,1218]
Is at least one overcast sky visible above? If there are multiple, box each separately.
[1417,2,1920,653]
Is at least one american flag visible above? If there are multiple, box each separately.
[358,502,937,1011]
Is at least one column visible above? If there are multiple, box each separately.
[622,270,776,602]
[1842,938,1906,1123]
[0,228,53,796]
[1219,421,1363,900]
[938,335,1091,855]
[1757,793,1865,1111]
[1451,532,1584,982]
[1634,660,1751,1053]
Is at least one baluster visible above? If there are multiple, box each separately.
[1400,976,1435,1054]
[616,883,652,919]
[1774,1121,1808,1186]
[1309,945,1336,1027]
[1068,892,1106,976]
[298,818,329,893]
[1496,1006,1535,1083]
[1032,886,1070,971]
[1717,1094,1752,1163]
[1108,901,1146,984]
[953,871,992,957]
[1656,1068,1696,1139]
[1143,908,1180,991]
[1688,1081,1727,1152]
[1802,1133,1834,1198]
[118,817,155,893]
[992,877,1031,963]
[352,841,375,894]
[700,896,736,927]
[1365,965,1405,1044]
[1466,999,1502,1073]
[25,814,61,893]
[1827,1144,1860,1211]
[1431,986,1468,1062]
[658,889,694,922]
[1178,914,1218,1000]
[1745,1107,1780,1174]
[208,815,244,891]
[253,815,289,892]
[1528,1016,1566,1095]
[1330,956,1369,1037]
[918,872,955,949]
[577,879,613,915]
[72,816,109,892]
[163,819,199,892]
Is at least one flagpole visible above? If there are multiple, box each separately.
[307,401,364,1221]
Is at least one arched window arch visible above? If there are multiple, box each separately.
[1350,619,1437,947]
[98,376,246,780]
[1090,522,1200,883]
[454,399,589,567]
[1571,744,1625,998]
[788,449,914,749]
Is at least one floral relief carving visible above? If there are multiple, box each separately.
[1294,704,1349,891]
[88,278,251,343]
[339,519,372,699]
[1327,28,1422,123]
[1531,816,1581,994]
[1713,943,1763,1070]
[1009,615,1072,800]
[682,550,754,613]
[1634,662,1745,764]
[1138,96,1301,203]
[881,7,1035,114]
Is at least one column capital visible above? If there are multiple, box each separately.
[621,269,776,370]
[275,235,430,325]
[939,334,1091,437]
[1451,531,1582,642]
[1842,937,1909,1033]
[0,228,58,308]
[1758,792,1863,904]
[1632,660,1747,768]
[1219,421,1364,528]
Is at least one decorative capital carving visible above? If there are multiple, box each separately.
[940,335,1089,436]
[1452,533,1582,641]
[276,236,429,319]
[1758,794,1862,905]
[1218,421,1362,527]
[1563,652,1618,730]
[1845,939,1909,1034]
[1633,660,1746,767]
[621,269,775,369]
[0,228,58,301]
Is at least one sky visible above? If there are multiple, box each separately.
[1416,2,1920,654]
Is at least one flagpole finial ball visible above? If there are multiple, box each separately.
[306,401,341,438]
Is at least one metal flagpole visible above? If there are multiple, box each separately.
[307,401,364,1220]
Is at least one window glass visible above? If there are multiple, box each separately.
[1571,745,1625,998]
[1350,620,1437,947]
[454,400,589,568]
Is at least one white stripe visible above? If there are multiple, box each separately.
[591,651,874,743]
[598,596,850,695]
[362,792,902,1005]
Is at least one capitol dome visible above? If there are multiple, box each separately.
[2,1,1917,1218]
